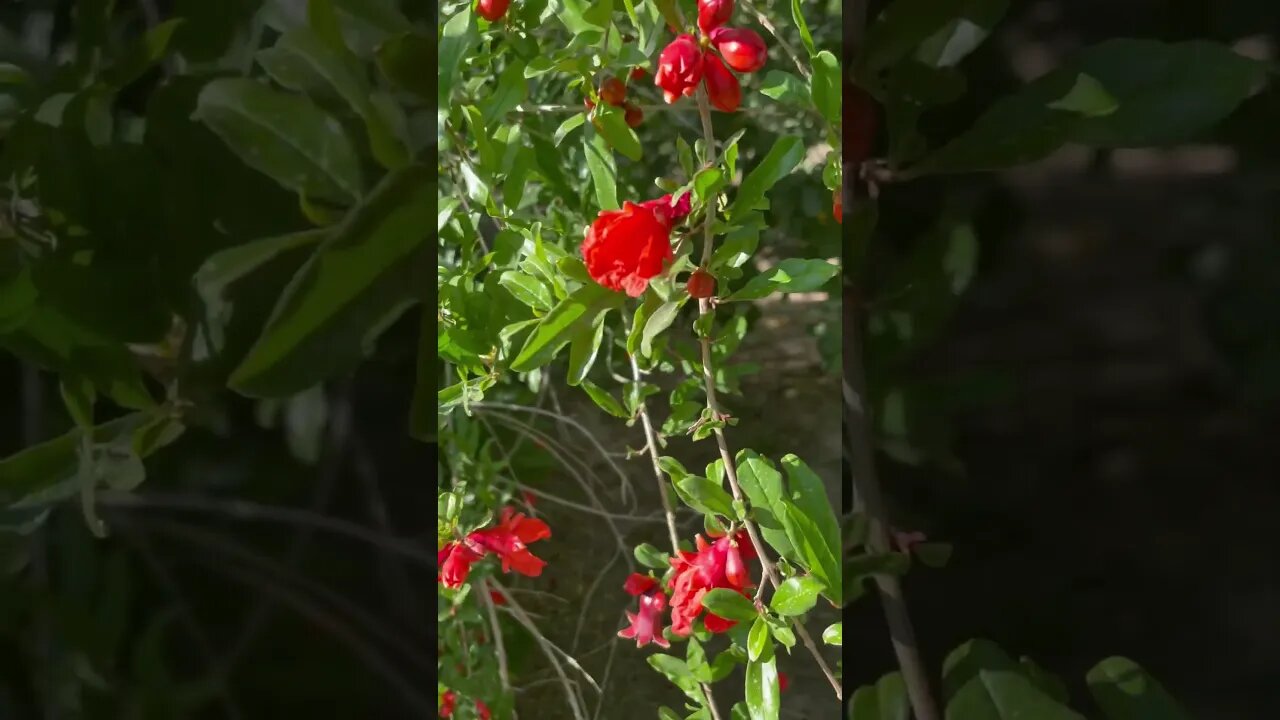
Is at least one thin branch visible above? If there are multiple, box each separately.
[481,578,516,717]
[630,353,682,553]
[491,579,591,720]
[693,86,843,700]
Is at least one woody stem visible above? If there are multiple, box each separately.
[693,87,842,701]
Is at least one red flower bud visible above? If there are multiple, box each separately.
[600,77,626,106]
[475,0,510,23]
[697,0,734,34]
[475,700,492,720]
[709,27,767,73]
[624,103,644,128]
[686,269,716,299]
[630,66,647,81]
[655,34,704,104]
[702,52,741,112]
[833,188,843,224]
[723,538,746,587]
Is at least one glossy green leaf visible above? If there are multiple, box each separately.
[641,299,682,357]
[566,310,607,385]
[745,654,780,720]
[724,258,839,302]
[860,0,1008,77]
[376,31,433,99]
[438,7,477,105]
[511,282,622,372]
[263,28,408,170]
[700,588,757,622]
[810,51,841,127]
[580,379,629,418]
[822,622,841,646]
[499,271,553,311]
[727,135,804,221]
[584,128,618,211]
[759,70,808,107]
[1087,657,1191,720]
[747,616,769,661]
[633,543,669,569]
[790,0,815,58]
[194,78,362,203]
[229,164,429,396]
[769,575,825,616]
[593,105,642,161]
[676,476,736,518]
[911,40,1267,175]
[779,503,840,603]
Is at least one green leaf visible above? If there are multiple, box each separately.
[438,7,477,105]
[499,271,553,311]
[693,167,725,204]
[641,299,682,357]
[634,543,670,569]
[759,70,809,108]
[648,654,702,701]
[483,61,530,126]
[725,258,838,302]
[769,575,825,616]
[912,40,1267,175]
[700,588,757,622]
[849,672,910,720]
[375,32,433,99]
[554,113,587,146]
[727,136,804,221]
[676,477,736,518]
[747,616,769,661]
[1087,657,1191,720]
[810,51,841,127]
[0,413,152,510]
[790,0,816,58]
[676,135,695,178]
[102,18,185,88]
[779,503,840,604]
[558,0,614,34]
[60,375,96,429]
[511,283,622,372]
[228,164,429,396]
[584,127,618,211]
[593,105,642,161]
[263,28,408,170]
[566,310,607,385]
[946,669,1085,720]
[687,636,712,682]
[745,654,780,720]
[580,379,628,417]
[822,622,841,646]
[860,0,1008,77]
[1046,73,1118,116]
[780,454,839,580]
[194,78,362,203]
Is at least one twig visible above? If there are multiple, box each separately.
[693,86,843,700]
[739,0,811,81]
[481,578,516,718]
[631,353,682,552]
[491,580,591,720]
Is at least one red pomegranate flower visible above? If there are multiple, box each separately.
[582,200,675,297]
[475,0,510,23]
[618,573,671,648]
[709,27,768,73]
[438,542,482,589]
[698,0,734,34]
[702,52,741,112]
[439,690,457,717]
[655,34,704,104]
[667,530,756,636]
[468,507,551,577]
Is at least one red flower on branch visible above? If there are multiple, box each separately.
[438,542,483,589]
[702,52,741,112]
[655,34,704,103]
[583,196,683,297]
[667,530,756,636]
[618,573,672,648]
[698,0,734,34]
[475,700,492,720]
[709,27,768,73]
[468,508,552,578]
[439,690,457,717]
